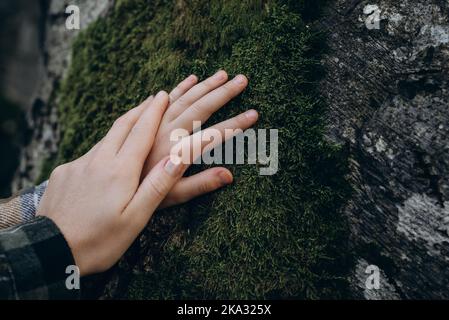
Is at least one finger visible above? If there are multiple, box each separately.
[123,156,186,228]
[78,138,104,163]
[165,70,228,121]
[118,91,169,165]
[99,96,153,156]
[173,74,248,132]
[168,74,198,104]
[159,167,233,209]
[174,109,259,164]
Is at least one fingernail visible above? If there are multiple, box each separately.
[245,109,258,121]
[164,156,183,176]
[156,90,167,98]
[214,70,227,80]
[218,171,233,185]
[233,74,247,85]
[187,74,197,82]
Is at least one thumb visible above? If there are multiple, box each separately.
[124,156,186,228]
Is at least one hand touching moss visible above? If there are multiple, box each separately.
[144,70,257,208]
[37,73,258,276]
[37,92,179,276]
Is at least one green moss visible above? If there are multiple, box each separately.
[54,0,352,299]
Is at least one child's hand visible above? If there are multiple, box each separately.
[144,71,257,208]
[36,73,258,276]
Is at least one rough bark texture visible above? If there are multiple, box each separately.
[11,0,449,299]
[321,0,449,299]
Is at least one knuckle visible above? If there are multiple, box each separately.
[222,82,237,95]
[198,181,212,194]
[113,118,124,128]
[176,95,188,107]
[69,161,83,171]
[190,102,204,114]
[178,81,189,91]
[169,92,178,102]
[50,164,68,179]
[147,178,167,200]
[113,114,130,127]
[237,113,249,126]
[202,79,215,91]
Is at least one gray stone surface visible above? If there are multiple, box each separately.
[321,0,449,299]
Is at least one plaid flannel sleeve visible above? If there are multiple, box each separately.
[0,181,48,230]
[0,216,80,300]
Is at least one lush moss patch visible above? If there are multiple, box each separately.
[55,0,352,299]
